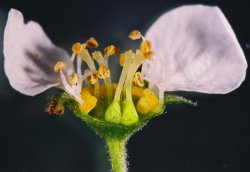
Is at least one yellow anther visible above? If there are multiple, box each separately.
[128,30,142,40]
[54,61,65,72]
[140,40,152,53]
[87,73,99,84]
[104,45,119,56]
[119,53,125,66]
[86,37,99,48]
[143,50,154,59]
[79,90,97,113]
[68,73,79,85]
[72,42,86,55]
[92,51,104,63]
[98,65,110,79]
[136,89,159,115]
[133,72,145,87]
[139,40,154,59]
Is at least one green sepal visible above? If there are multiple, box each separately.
[164,92,197,106]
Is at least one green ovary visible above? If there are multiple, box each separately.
[121,100,139,125]
[105,100,122,123]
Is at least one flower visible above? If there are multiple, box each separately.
[3,5,247,125]
[142,5,247,103]
[3,5,247,172]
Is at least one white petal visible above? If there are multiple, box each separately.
[3,9,73,96]
[142,5,247,94]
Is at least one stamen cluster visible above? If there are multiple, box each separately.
[52,30,160,125]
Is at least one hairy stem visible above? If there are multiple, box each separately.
[106,138,127,172]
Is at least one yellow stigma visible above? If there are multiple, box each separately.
[136,89,159,115]
[133,72,144,87]
[79,90,97,113]
[86,37,99,48]
[72,42,86,55]
[98,65,110,79]
[87,73,99,84]
[104,45,119,56]
[68,73,79,85]
[54,61,65,72]
[92,51,104,64]
[119,53,125,66]
[128,30,142,40]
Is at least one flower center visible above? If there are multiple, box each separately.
[53,30,162,125]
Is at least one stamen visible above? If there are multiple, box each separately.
[72,42,86,55]
[104,45,119,57]
[133,72,144,87]
[140,40,152,53]
[141,36,146,41]
[68,73,79,85]
[53,30,160,121]
[128,30,142,40]
[54,61,65,72]
[77,57,82,76]
[140,40,154,59]
[98,65,110,79]
[79,49,97,72]
[71,43,86,62]
[76,71,94,93]
[70,53,76,62]
[86,37,99,48]
[92,51,113,102]
[79,49,100,97]
[87,73,99,85]
[143,51,154,59]
[59,71,82,104]
[119,53,125,66]
[92,51,105,65]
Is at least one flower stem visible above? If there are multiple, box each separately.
[106,138,127,172]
